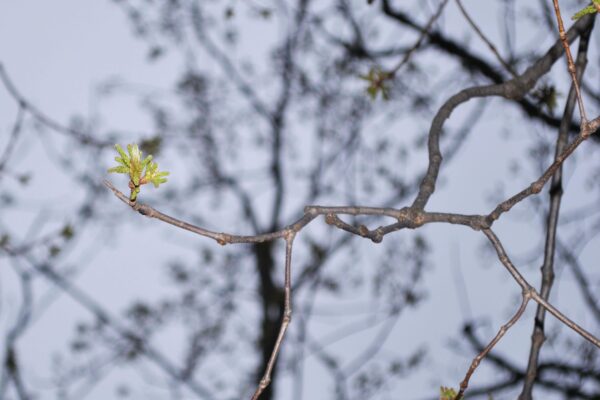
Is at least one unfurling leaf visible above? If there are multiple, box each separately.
[572,1,600,20]
[359,67,392,100]
[108,143,169,201]
[440,386,458,400]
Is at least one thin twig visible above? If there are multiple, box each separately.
[487,115,600,223]
[251,232,296,400]
[483,228,600,348]
[454,294,530,400]
[551,0,588,122]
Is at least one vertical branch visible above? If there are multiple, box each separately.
[518,21,593,400]
[252,232,296,400]
[551,0,588,122]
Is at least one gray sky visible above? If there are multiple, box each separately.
[1,1,599,399]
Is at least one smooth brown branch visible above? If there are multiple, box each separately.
[551,0,588,122]
[251,232,296,400]
[454,293,531,400]
[103,180,316,244]
[483,228,600,347]
[482,229,532,289]
[529,290,600,349]
[106,180,495,245]
[487,117,600,223]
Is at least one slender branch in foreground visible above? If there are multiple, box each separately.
[251,232,296,400]
[454,294,531,400]
[551,0,588,122]
[106,174,600,399]
[483,229,600,348]
[102,13,600,397]
[487,115,600,223]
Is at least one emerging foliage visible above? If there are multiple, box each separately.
[108,143,169,201]
[572,1,600,20]
[359,67,392,100]
[439,386,458,400]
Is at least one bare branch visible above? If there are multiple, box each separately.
[551,0,587,122]
[251,232,296,400]
[455,294,530,400]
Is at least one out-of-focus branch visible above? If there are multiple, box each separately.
[551,0,587,122]
[556,239,600,323]
[0,105,24,180]
[0,265,32,400]
[0,245,215,400]
[387,0,450,77]
[0,63,111,147]
[454,0,517,77]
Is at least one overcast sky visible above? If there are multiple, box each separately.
[1,1,599,399]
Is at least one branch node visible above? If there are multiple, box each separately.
[325,213,336,225]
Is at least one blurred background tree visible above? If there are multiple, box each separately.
[1,1,600,399]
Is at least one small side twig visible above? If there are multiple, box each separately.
[454,293,531,400]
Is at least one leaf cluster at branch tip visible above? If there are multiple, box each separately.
[572,1,600,20]
[359,67,392,100]
[439,386,457,400]
[108,143,169,201]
